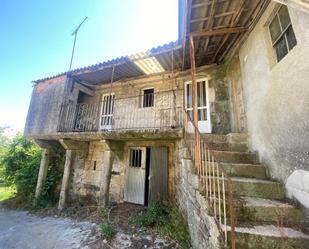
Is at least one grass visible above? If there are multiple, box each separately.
[100,222,116,238]
[130,202,191,249]
[0,183,15,201]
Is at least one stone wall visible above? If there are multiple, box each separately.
[175,140,220,249]
[69,140,125,203]
[68,139,176,204]
[73,68,231,134]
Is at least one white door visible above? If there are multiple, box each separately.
[100,94,115,130]
[124,148,146,205]
[185,78,211,133]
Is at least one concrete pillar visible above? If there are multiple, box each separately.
[35,149,50,199]
[98,150,115,208]
[58,150,74,211]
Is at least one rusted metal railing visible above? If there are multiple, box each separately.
[58,90,183,133]
[183,111,236,249]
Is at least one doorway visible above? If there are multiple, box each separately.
[100,93,115,130]
[185,78,211,133]
[124,147,168,206]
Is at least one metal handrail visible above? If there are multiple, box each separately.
[183,110,236,249]
[58,90,183,133]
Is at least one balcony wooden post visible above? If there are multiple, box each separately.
[189,35,201,172]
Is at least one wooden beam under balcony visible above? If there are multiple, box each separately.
[190,27,247,38]
[75,82,95,96]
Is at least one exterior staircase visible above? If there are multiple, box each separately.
[200,133,309,249]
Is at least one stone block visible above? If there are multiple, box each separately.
[226,133,248,144]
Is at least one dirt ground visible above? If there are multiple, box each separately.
[0,202,182,249]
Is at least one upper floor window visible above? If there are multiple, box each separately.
[269,5,297,62]
[143,88,154,108]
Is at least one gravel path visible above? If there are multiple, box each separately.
[0,205,180,249]
[0,207,100,249]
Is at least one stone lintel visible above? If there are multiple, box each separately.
[59,139,89,151]
[34,139,57,150]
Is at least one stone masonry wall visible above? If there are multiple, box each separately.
[69,140,125,203]
[175,140,221,249]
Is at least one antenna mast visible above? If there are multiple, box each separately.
[68,16,88,72]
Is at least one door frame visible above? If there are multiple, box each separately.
[124,147,147,205]
[99,93,115,130]
[184,77,212,133]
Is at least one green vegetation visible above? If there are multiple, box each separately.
[0,183,15,201]
[0,129,64,209]
[100,222,116,238]
[131,202,191,249]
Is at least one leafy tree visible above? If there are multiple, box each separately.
[1,133,41,195]
[1,134,64,207]
[0,126,10,182]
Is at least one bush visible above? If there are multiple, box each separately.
[131,202,168,227]
[1,134,42,196]
[131,202,191,248]
[1,134,64,208]
[100,222,116,238]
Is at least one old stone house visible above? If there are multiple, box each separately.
[25,0,309,248]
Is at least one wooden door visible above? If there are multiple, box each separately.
[149,147,168,204]
[124,148,146,205]
[229,59,247,132]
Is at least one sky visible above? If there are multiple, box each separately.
[0,0,178,135]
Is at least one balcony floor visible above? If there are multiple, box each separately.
[28,128,183,141]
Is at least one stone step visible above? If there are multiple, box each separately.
[200,134,227,143]
[200,177,285,200]
[206,142,248,152]
[212,150,258,164]
[231,177,285,200]
[235,197,305,224]
[225,224,309,249]
[220,163,267,179]
[226,133,248,144]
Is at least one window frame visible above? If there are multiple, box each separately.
[268,5,297,62]
[128,148,144,168]
[99,93,115,130]
[142,87,155,108]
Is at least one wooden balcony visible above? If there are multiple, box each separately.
[57,90,183,140]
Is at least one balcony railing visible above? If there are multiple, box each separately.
[58,90,183,133]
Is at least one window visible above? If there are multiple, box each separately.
[129,149,142,167]
[143,88,154,108]
[269,5,297,62]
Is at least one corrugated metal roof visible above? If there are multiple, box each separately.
[33,41,182,84]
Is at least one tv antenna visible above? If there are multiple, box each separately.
[68,16,88,72]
